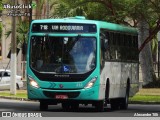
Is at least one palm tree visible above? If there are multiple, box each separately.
[5,17,29,63]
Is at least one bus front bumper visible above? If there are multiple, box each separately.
[28,85,99,101]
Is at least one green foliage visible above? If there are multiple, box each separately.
[151,37,158,55]
[129,88,160,102]
[16,18,29,44]
[52,0,160,26]
[52,0,160,55]
[5,30,11,39]
[0,90,27,98]
[129,95,160,103]
[0,0,3,11]
[5,18,29,46]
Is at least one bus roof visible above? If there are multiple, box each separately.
[31,16,138,35]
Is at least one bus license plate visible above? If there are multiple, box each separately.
[55,95,68,99]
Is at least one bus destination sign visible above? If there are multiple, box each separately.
[32,23,97,33]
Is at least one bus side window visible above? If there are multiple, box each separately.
[133,36,139,61]
[121,34,126,61]
[100,31,111,61]
[108,32,115,60]
[100,33,104,69]
[100,31,110,70]
[128,35,132,61]
[104,32,110,60]
[116,33,121,60]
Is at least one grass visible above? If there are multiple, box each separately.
[129,88,160,103]
[0,89,160,103]
[0,90,27,98]
[129,95,160,103]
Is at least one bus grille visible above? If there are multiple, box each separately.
[43,91,80,98]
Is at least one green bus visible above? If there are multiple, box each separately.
[27,16,139,111]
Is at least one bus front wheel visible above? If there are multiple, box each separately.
[95,100,104,112]
[40,101,48,111]
[62,103,70,111]
[71,103,79,110]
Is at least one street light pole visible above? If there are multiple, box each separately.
[10,0,17,95]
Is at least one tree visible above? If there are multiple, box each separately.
[51,0,160,85]
[130,0,160,85]
[5,18,29,46]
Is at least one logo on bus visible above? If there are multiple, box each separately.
[59,84,64,88]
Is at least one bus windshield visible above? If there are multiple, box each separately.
[30,36,96,74]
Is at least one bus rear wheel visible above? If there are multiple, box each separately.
[120,92,128,110]
[120,86,129,110]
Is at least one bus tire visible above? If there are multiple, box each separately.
[40,101,48,111]
[120,83,130,110]
[95,100,104,112]
[71,103,79,110]
[104,79,110,106]
[120,91,129,110]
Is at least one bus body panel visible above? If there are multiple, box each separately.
[27,69,101,100]
[99,61,139,99]
[130,63,139,96]
[28,85,100,100]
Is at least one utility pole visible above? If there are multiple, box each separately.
[10,0,17,95]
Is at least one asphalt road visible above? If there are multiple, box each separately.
[0,98,160,117]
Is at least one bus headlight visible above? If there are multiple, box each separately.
[28,76,39,88]
[84,76,97,89]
